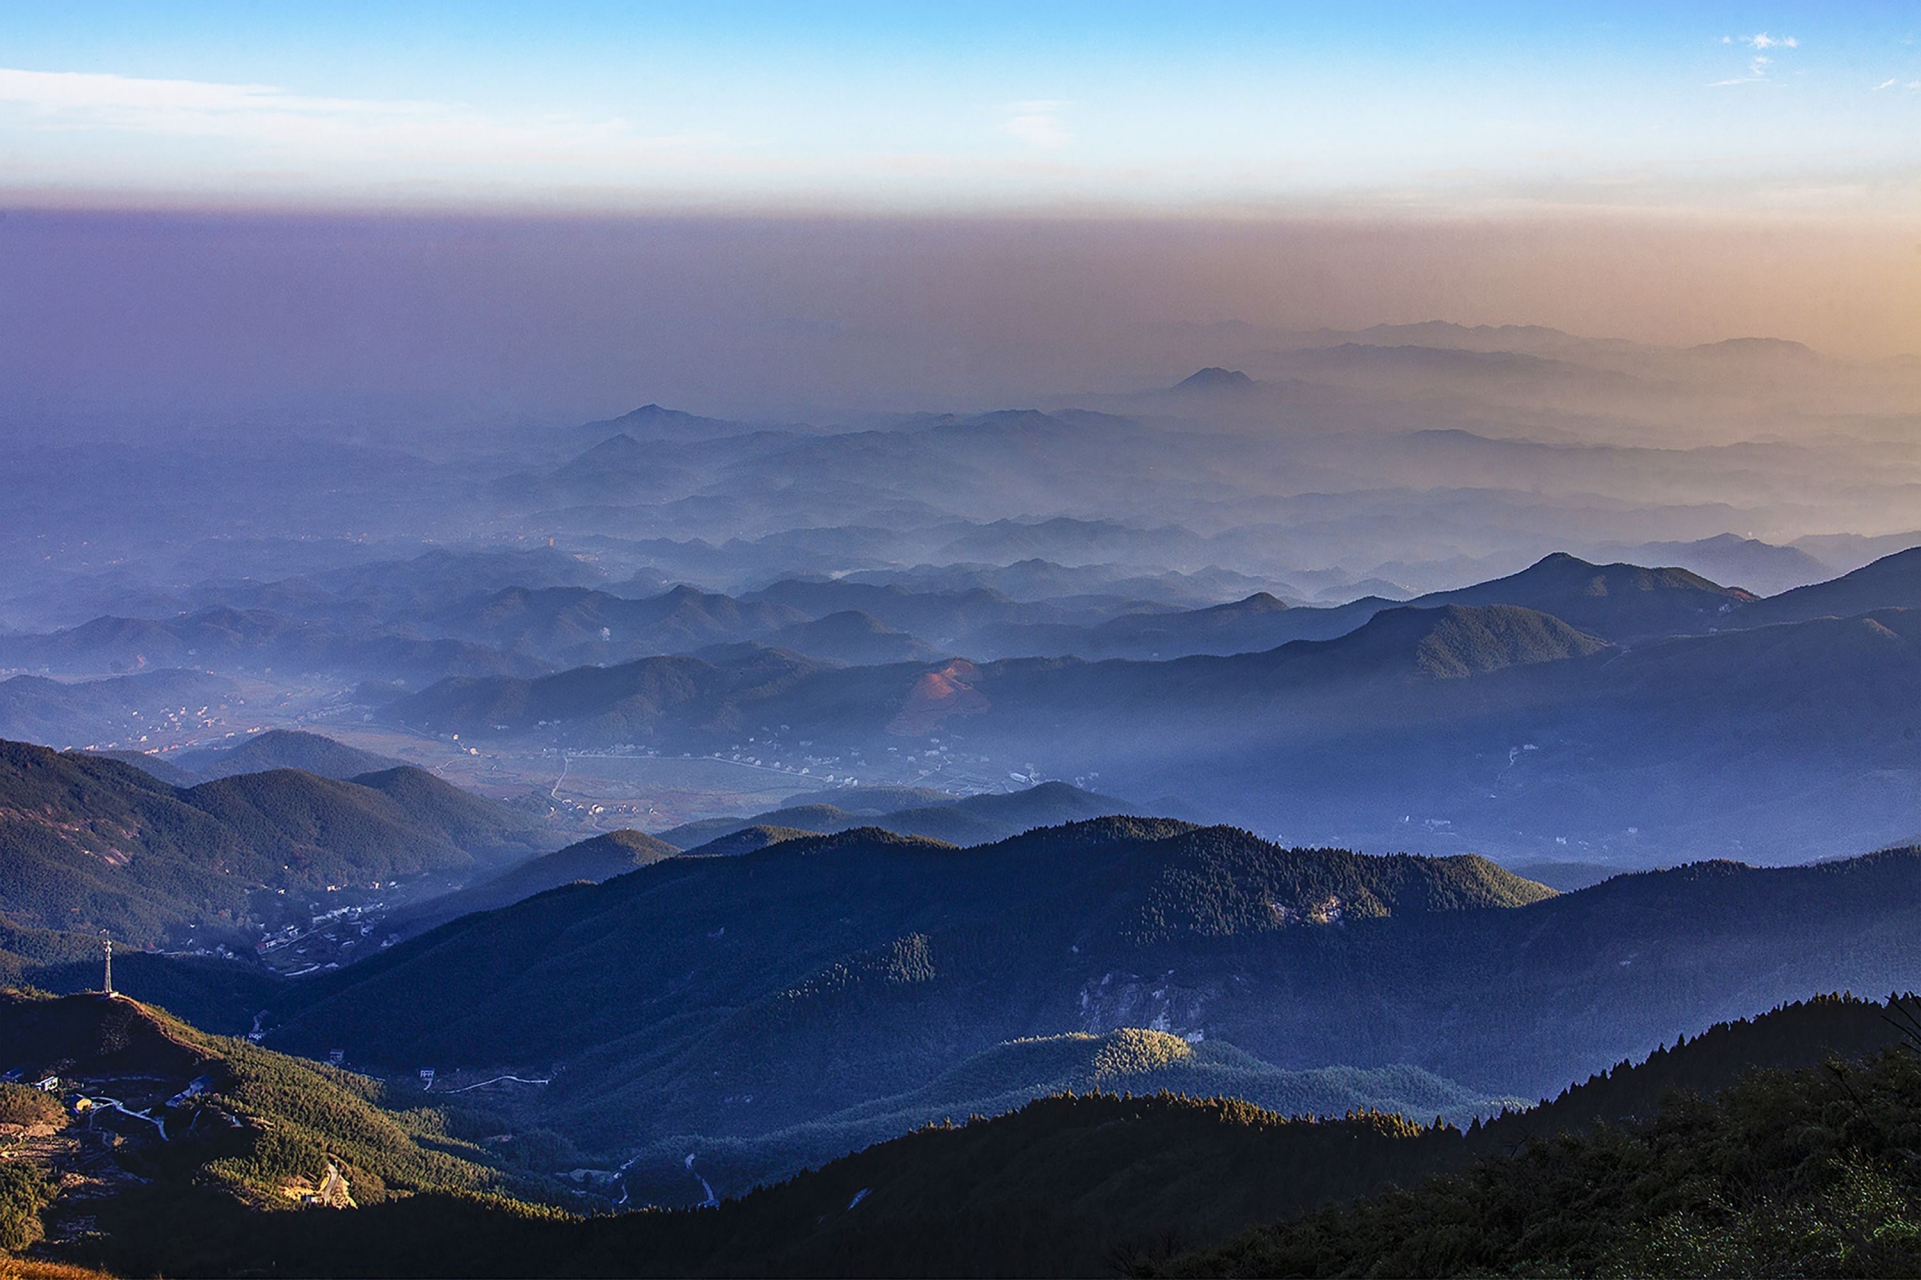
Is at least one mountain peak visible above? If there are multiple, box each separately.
[1173,367,1255,393]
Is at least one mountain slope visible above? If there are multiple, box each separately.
[392,829,678,931]
[1301,602,1608,678]
[1410,552,1754,640]
[53,994,1919,1279]
[384,645,828,743]
[617,1028,1514,1207]
[0,607,544,685]
[0,989,531,1277]
[1163,999,1921,1279]
[955,591,1388,661]
[0,669,236,751]
[266,824,1921,1157]
[1731,545,1921,628]
[0,740,544,946]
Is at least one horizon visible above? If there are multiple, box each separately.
[5,206,1916,429]
[4,3,1919,427]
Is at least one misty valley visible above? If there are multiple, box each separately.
[4,312,1921,1277]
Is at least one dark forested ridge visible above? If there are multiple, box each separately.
[171,729,407,781]
[1153,998,1921,1279]
[263,820,1549,1077]
[244,821,1921,1170]
[8,988,1915,1278]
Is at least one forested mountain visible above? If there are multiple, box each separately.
[265,822,1549,1144]
[613,1028,1515,1209]
[0,989,542,1275]
[0,740,546,946]
[1408,552,1753,640]
[12,988,1912,1278]
[84,748,203,786]
[1601,533,1832,595]
[255,822,1921,1170]
[171,729,406,780]
[1160,998,1921,1278]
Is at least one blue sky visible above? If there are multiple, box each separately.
[1,2,1916,214]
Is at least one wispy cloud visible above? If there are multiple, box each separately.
[1873,77,1921,91]
[1710,33,1799,86]
[0,67,724,163]
[1001,100,1071,150]
[1725,32,1798,50]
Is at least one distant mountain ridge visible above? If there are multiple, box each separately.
[1173,366,1255,393]
[0,739,545,947]
[1730,546,1921,628]
[1410,552,1753,641]
[655,780,1135,850]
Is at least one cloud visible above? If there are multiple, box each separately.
[1709,33,1798,86]
[0,67,724,163]
[1001,100,1071,150]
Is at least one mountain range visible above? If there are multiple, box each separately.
[220,815,1921,1198]
[374,545,1921,867]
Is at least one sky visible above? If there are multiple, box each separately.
[3,1,1917,216]
[0,3,1917,423]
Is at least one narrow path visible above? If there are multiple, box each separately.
[442,1074,552,1094]
[613,1148,646,1207]
[85,1095,168,1141]
[684,1151,719,1208]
